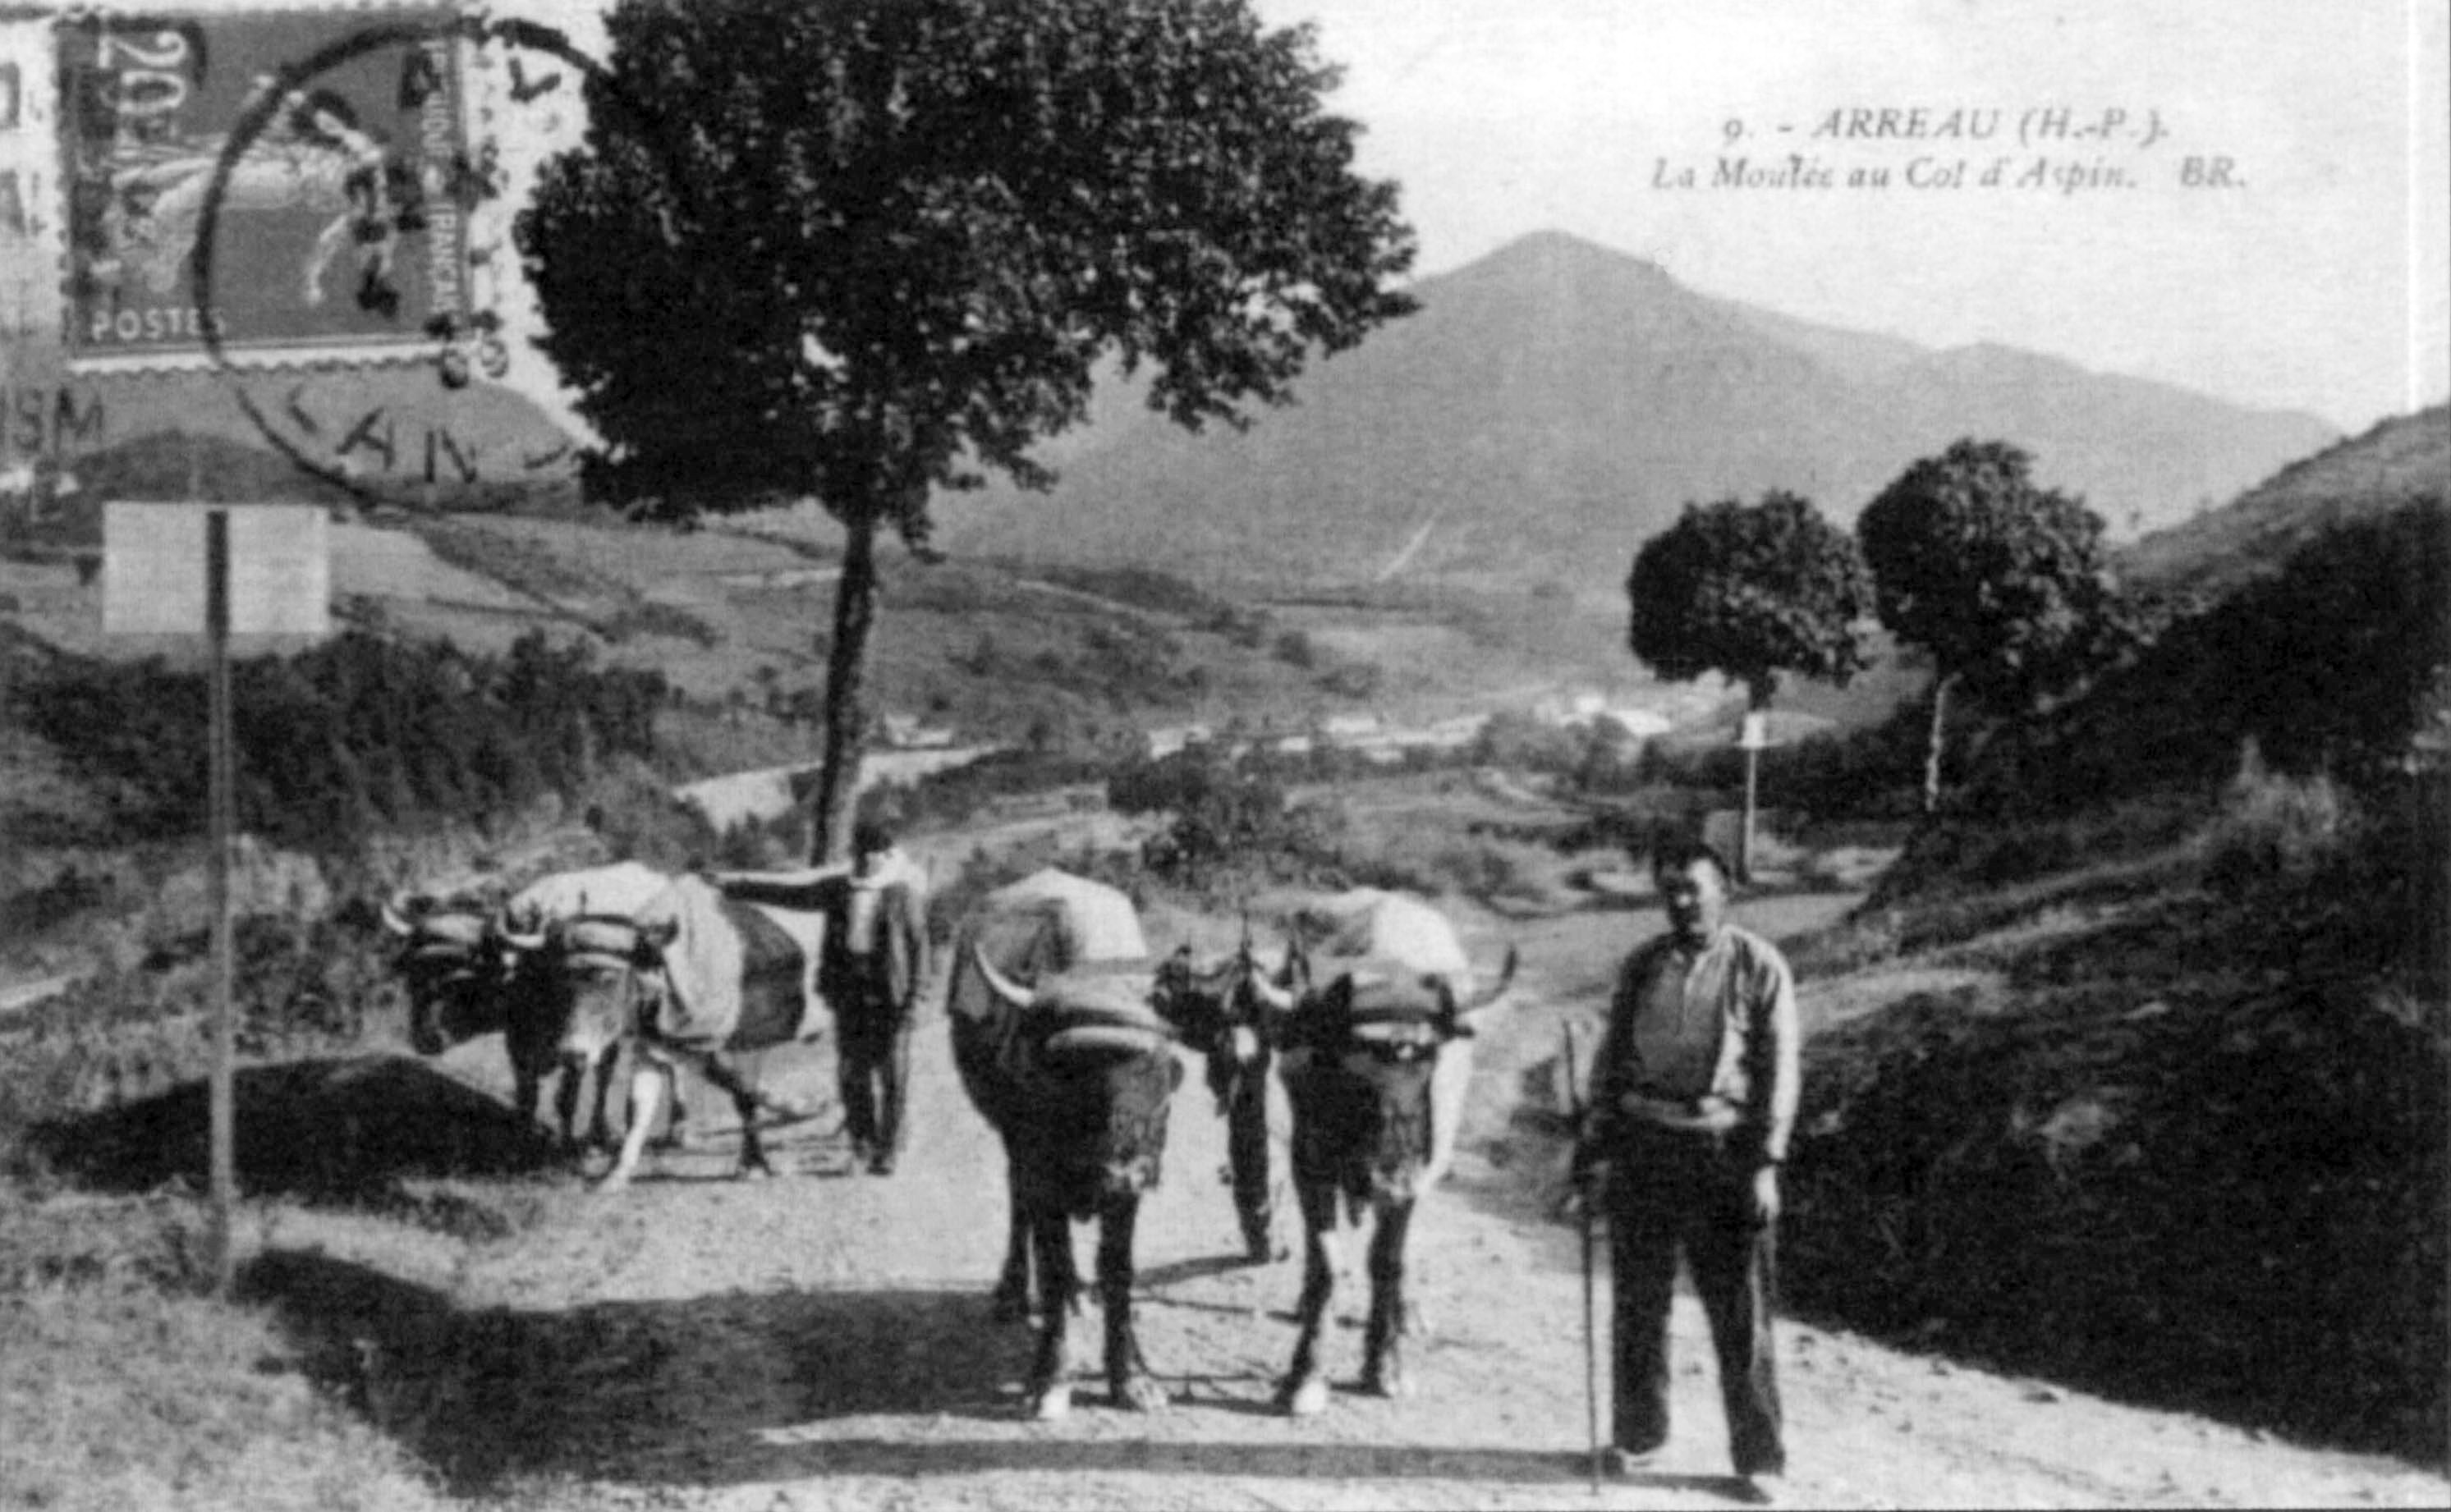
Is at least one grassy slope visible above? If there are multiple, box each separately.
[2123,405,2450,598]
[1778,804,2445,1459]
[1741,413,2451,1459]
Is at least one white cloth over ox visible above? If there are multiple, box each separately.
[503,861,673,927]
[509,864,824,1051]
[949,868,1164,1074]
[1283,888,1494,1187]
[633,874,828,1051]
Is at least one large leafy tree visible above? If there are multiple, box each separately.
[516,0,1416,859]
[1626,489,1874,710]
[1857,438,2123,813]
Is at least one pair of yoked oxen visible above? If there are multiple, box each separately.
[383,864,1514,1422]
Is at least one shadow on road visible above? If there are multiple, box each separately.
[30,1054,564,1197]
[242,1246,1035,1491]
[238,1245,1602,1496]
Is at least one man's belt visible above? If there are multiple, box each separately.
[1618,1092,1741,1134]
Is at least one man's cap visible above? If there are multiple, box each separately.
[1651,835,1733,883]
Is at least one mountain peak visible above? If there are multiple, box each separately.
[943,234,2341,590]
[1451,229,1672,285]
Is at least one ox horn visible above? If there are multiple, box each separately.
[379,890,420,937]
[1246,942,1297,1015]
[1456,944,1521,1015]
[969,942,1037,1012]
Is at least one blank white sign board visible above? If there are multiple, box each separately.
[103,502,331,637]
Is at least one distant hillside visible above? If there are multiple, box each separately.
[2123,406,2451,598]
[938,231,2337,590]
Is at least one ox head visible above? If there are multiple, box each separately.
[382,891,513,1055]
[1276,945,1517,1202]
[498,909,672,1066]
[971,946,1186,1210]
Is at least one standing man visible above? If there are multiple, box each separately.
[1210,1006,1282,1263]
[1575,838,1801,1505]
[819,820,929,1175]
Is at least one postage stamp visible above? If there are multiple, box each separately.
[59,6,470,367]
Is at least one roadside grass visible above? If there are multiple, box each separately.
[1774,777,2449,1461]
[0,1021,575,1511]
[2,1262,448,1512]
[0,1183,467,1512]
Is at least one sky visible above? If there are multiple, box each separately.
[36,0,2451,439]
[1247,0,2450,434]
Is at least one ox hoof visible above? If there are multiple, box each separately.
[1281,1376,1331,1418]
[1399,1300,1432,1339]
[1363,1360,1416,1400]
[733,1162,774,1183]
[592,1169,634,1195]
[1112,1375,1170,1413]
[1031,1383,1073,1421]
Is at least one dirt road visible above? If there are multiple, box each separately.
[308,891,2444,1510]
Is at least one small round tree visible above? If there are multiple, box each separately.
[1626,489,1875,710]
[1856,438,2123,813]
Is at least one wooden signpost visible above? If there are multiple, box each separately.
[1738,711,1769,882]
[103,502,328,1293]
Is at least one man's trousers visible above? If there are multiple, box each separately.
[1604,1125,1785,1477]
[837,1003,912,1161]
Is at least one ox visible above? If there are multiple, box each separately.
[1269,889,1514,1416]
[949,869,1185,1419]
[379,860,668,1152]
[506,866,835,1192]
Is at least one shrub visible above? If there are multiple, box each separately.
[11,630,667,851]
[1997,497,2450,808]
[2200,742,2360,895]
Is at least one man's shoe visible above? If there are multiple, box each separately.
[1604,1447,1661,1479]
[870,1152,897,1176]
[1736,1470,1786,1505]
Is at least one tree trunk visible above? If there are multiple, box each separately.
[808,515,880,864]
[1922,672,1956,816]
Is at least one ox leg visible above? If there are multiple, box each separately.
[696,1053,775,1180]
[1278,1180,1342,1417]
[1099,1194,1167,1412]
[512,1059,544,1141]
[993,1140,1083,1322]
[552,1061,584,1152]
[596,1056,671,1194]
[992,1155,1033,1322]
[585,1052,620,1151]
[734,1074,774,1181]
[1026,1203,1077,1420]
[1362,1198,1419,1400]
[649,1061,691,1152]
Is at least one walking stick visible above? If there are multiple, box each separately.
[1563,1019,1602,1494]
